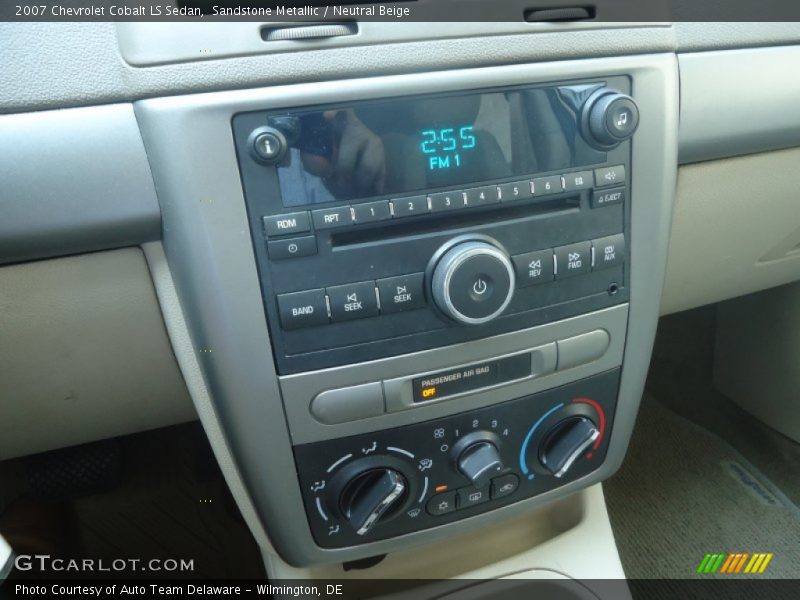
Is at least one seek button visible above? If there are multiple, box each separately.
[377,273,425,314]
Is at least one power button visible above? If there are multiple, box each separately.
[431,241,515,325]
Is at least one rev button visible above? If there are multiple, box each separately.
[512,249,555,287]
[327,281,379,322]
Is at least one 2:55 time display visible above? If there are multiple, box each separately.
[420,126,477,171]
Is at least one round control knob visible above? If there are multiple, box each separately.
[248,126,288,164]
[338,468,407,536]
[539,416,600,479]
[583,90,639,149]
[457,441,504,488]
[431,241,515,325]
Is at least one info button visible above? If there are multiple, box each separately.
[377,273,426,314]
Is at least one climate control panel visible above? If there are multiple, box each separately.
[293,369,619,548]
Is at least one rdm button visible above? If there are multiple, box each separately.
[277,289,328,330]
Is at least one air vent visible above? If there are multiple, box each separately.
[524,6,595,22]
[262,22,358,41]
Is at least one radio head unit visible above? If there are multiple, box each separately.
[233,77,636,375]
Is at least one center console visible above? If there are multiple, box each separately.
[135,53,678,567]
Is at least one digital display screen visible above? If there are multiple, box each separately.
[271,85,608,207]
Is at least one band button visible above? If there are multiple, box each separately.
[277,289,329,330]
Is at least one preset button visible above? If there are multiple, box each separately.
[532,175,564,197]
[352,200,391,224]
[429,190,465,212]
[498,180,533,202]
[392,195,429,218]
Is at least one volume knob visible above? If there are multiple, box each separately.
[431,240,515,325]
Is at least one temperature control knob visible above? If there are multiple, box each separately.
[582,89,639,149]
[431,240,515,325]
[338,468,407,536]
[539,416,599,478]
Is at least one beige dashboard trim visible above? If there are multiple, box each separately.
[141,241,274,553]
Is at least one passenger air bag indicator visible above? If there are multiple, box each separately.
[412,353,531,403]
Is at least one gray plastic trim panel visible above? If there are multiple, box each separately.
[0,104,161,265]
[134,52,678,566]
[282,306,626,445]
[117,22,667,67]
[679,46,800,164]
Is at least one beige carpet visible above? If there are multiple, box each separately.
[605,395,800,581]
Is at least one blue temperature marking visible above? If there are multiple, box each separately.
[519,403,565,476]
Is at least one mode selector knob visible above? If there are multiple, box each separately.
[582,89,640,149]
[338,468,407,536]
[431,240,515,325]
[452,432,504,487]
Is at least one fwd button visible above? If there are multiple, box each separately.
[327,281,379,322]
